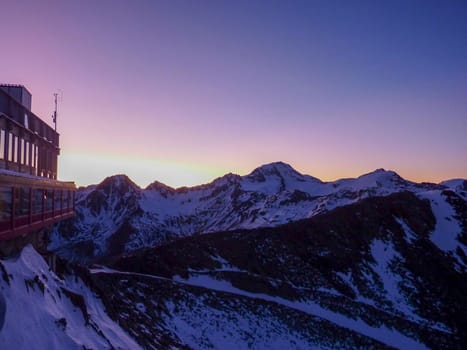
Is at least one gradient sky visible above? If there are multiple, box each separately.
[1,0,466,187]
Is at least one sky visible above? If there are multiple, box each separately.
[1,0,466,188]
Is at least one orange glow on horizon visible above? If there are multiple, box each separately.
[59,150,463,189]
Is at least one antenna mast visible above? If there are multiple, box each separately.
[52,92,58,132]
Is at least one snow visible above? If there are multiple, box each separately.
[419,191,464,253]
[138,165,418,223]
[52,162,460,262]
[395,217,418,243]
[90,266,432,348]
[0,245,140,350]
[369,239,420,318]
[172,273,429,350]
[164,300,315,350]
[440,178,465,192]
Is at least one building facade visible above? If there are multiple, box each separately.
[0,84,75,243]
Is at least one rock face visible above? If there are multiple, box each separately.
[90,191,465,349]
[49,162,458,264]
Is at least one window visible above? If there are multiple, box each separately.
[63,190,69,209]
[25,141,29,166]
[0,187,12,221]
[13,136,18,163]
[20,139,25,164]
[33,189,43,214]
[15,187,30,217]
[45,190,53,211]
[31,144,35,168]
[0,129,4,160]
[8,132,13,162]
[54,190,62,210]
[35,145,39,171]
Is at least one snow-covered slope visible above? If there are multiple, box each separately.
[0,245,139,349]
[439,179,467,199]
[419,189,467,270]
[100,191,465,349]
[49,162,459,263]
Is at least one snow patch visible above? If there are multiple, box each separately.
[419,191,464,253]
[0,246,140,350]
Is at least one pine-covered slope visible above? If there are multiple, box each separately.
[49,162,457,263]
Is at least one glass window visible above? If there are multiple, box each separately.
[0,129,4,160]
[8,132,13,162]
[13,136,18,163]
[20,139,25,164]
[31,144,36,168]
[0,186,12,222]
[63,190,69,209]
[54,190,62,210]
[33,189,43,214]
[45,190,53,211]
[35,146,39,172]
[15,187,30,217]
[25,141,29,166]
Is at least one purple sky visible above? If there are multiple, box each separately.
[1,0,466,187]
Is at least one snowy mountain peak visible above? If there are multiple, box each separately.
[356,168,406,186]
[211,172,241,186]
[247,161,321,184]
[145,180,175,196]
[96,174,140,194]
[441,179,467,191]
[249,161,300,178]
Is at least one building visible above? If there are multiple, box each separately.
[0,84,75,246]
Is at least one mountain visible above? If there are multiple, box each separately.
[49,162,461,264]
[3,190,464,349]
[101,191,465,349]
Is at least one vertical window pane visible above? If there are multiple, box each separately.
[20,139,25,164]
[35,146,39,174]
[0,186,12,221]
[45,190,53,211]
[8,132,13,162]
[31,144,35,168]
[25,141,29,166]
[0,129,4,160]
[54,190,62,210]
[63,190,69,209]
[15,187,30,216]
[13,136,18,163]
[33,189,43,214]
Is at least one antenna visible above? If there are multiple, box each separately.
[52,92,58,131]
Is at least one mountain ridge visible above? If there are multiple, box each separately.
[49,162,465,264]
[77,162,457,192]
